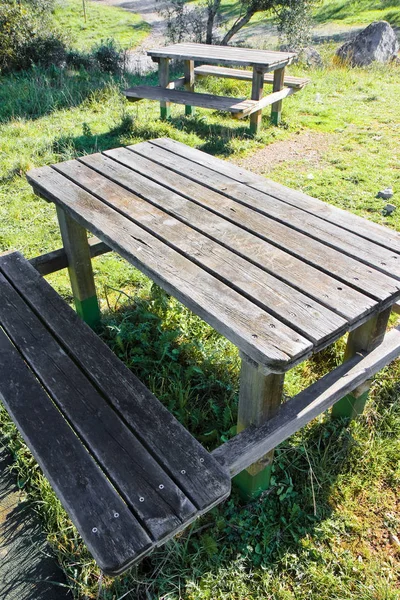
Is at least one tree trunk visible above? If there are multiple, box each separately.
[206,0,221,44]
[221,9,256,45]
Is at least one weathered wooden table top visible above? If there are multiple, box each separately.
[147,43,296,69]
[27,138,400,373]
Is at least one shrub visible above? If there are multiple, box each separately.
[0,4,66,74]
[92,39,127,75]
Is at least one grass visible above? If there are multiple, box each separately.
[52,0,150,50]
[0,49,400,599]
[314,0,400,28]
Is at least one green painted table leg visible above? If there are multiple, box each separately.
[184,60,195,117]
[331,390,369,420]
[185,105,195,116]
[234,462,273,500]
[159,57,171,121]
[74,295,101,330]
[271,67,285,126]
[160,104,171,120]
[271,110,281,126]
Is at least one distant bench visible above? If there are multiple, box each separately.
[193,64,310,89]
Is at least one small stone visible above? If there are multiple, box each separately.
[307,173,314,180]
[315,93,323,103]
[377,187,393,199]
[389,532,400,548]
[383,203,396,215]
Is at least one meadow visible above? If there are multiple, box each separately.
[0,7,400,600]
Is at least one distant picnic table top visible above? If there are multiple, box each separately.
[147,42,296,69]
[27,138,400,373]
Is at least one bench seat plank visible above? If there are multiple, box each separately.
[124,86,256,114]
[0,252,232,509]
[0,272,196,540]
[194,65,310,88]
[152,138,400,255]
[0,327,152,576]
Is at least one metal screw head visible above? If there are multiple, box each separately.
[181,469,186,475]
[199,458,204,463]
[92,527,98,534]
[159,484,164,490]
[139,497,144,502]
[114,512,119,518]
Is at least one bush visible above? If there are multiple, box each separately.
[92,39,127,75]
[0,4,66,74]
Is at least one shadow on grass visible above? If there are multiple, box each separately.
[93,291,357,599]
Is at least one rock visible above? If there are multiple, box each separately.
[383,203,396,215]
[299,47,323,68]
[377,187,394,199]
[336,21,399,66]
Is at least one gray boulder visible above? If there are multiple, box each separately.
[298,47,323,68]
[336,21,399,66]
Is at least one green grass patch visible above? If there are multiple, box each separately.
[314,0,400,27]
[52,0,150,50]
[0,51,400,599]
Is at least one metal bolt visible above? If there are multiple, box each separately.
[199,458,204,463]
[92,527,98,533]
[139,497,144,502]
[181,470,186,475]
[159,484,164,490]
[114,512,119,518]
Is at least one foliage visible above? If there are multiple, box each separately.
[0,4,67,74]
[158,0,315,46]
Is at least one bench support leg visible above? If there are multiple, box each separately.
[56,207,101,329]
[159,57,171,120]
[234,355,285,499]
[249,68,264,135]
[271,67,285,125]
[184,60,195,116]
[332,307,391,419]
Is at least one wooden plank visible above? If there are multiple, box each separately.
[0,272,199,541]
[147,43,295,68]
[152,138,400,255]
[331,307,391,419]
[159,57,171,120]
[271,67,285,125]
[125,143,399,307]
[26,168,313,371]
[393,303,400,314]
[57,155,349,347]
[184,59,195,116]
[194,65,310,88]
[212,324,400,477]
[249,67,264,134]
[234,87,297,119]
[30,237,110,276]
[0,327,152,576]
[56,207,100,329]
[124,86,255,113]
[0,252,232,511]
[134,141,400,284]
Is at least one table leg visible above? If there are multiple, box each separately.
[184,59,195,116]
[271,67,285,125]
[159,57,171,120]
[56,207,100,329]
[331,307,391,419]
[234,355,285,499]
[249,67,264,135]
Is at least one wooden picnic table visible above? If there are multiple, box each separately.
[124,43,309,133]
[26,138,400,498]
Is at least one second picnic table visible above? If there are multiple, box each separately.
[124,43,309,133]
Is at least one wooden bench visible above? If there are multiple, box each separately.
[193,65,310,89]
[0,251,231,576]
[124,85,297,119]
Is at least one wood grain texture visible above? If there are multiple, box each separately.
[132,142,400,294]
[212,325,400,476]
[0,328,152,576]
[0,251,232,511]
[147,43,295,68]
[194,65,310,88]
[30,237,110,276]
[124,85,255,113]
[151,138,400,255]
[0,272,198,541]
[74,153,347,347]
[26,168,312,371]
[125,144,397,309]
